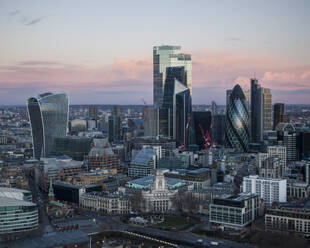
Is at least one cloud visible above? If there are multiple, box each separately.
[0,51,309,104]
[225,37,244,43]
[19,60,63,67]
[9,10,19,16]
[26,17,44,26]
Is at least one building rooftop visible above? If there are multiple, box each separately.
[126,175,186,190]
[246,175,287,181]
[53,180,101,190]
[0,187,30,194]
[0,196,36,207]
[131,148,155,165]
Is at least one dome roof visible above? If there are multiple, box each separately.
[231,84,246,100]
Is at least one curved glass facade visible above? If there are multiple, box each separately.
[225,84,250,152]
[0,203,38,235]
[27,92,68,158]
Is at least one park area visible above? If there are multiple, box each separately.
[156,215,194,230]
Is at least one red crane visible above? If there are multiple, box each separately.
[141,98,147,105]
[199,119,214,152]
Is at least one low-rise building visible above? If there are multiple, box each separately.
[126,170,187,213]
[80,191,130,214]
[66,168,117,186]
[287,180,310,199]
[242,175,287,205]
[164,168,217,190]
[52,181,102,204]
[210,193,260,228]
[84,138,122,172]
[265,207,310,235]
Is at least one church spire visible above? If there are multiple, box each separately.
[48,178,55,201]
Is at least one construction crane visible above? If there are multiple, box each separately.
[141,98,147,106]
[199,119,214,152]
[180,115,191,152]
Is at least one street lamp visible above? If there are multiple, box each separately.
[88,231,99,248]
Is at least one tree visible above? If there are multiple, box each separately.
[129,191,145,213]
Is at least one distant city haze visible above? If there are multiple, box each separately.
[0,0,309,105]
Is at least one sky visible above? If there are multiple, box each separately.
[0,0,309,105]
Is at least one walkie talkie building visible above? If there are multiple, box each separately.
[27,92,69,159]
[225,84,250,152]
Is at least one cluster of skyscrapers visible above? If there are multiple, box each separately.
[145,45,193,147]
[25,45,295,162]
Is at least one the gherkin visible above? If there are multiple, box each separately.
[225,84,250,152]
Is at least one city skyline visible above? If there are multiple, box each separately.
[0,0,309,105]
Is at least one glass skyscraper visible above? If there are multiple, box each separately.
[250,78,272,142]
[27,92,69,159]
[153,45,192,108]
[225,84,250,152]
[162,67,191,146]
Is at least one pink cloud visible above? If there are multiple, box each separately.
[0,51,309,104]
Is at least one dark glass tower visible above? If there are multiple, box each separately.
[163,66,192,146]
[27,92,69,159]
[225,84,250,152]
[273,103,285,130]
[250,78,263,143]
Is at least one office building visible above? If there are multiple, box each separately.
[212,114,226,146]
[192,111,212,150]
[52,181,102,204]
[258,146,287,177]
[39,156,85,192]
[69,119,87,133]
[259,157,281,178]
[210,193,260,228]
[273,103,284,130]
[108,115,121,142]
[262,88,272,130]
[250,79,272,142]
[27,92,69,159]
[242,175,287,204]
[80,191,130,214]
[162,66,192,146]
[211,101,218,116]
[265,207,310,235]
[225,84,250,152]
[267,146,287,175]
[128,147,160,178]
[250,78,262,142]
[298,131,310,160]
[165,168,216,189]
[131,136,176,158]
[273,103,290,130]
[89,105,98,120]
[113,105,122,117]
[226,89,233,111]
[143,107,170,137]
[0,188,38,237]
[53,136,92,161]
[0,187,33,202]
[85,138,122,172]
[153,45,192,107]
[276,123,297,161]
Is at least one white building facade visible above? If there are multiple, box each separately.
[242,175,287,204]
